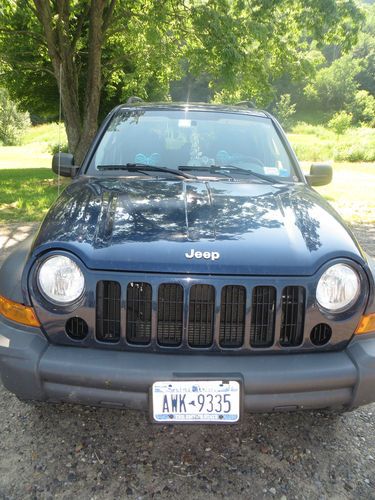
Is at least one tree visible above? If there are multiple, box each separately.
[0,87,30,145]
[328,111,352,135]
[352,4,375,95]
[298,4,375,120]
[0,0,363,163]
[273,94,296,131]
[304,54,361,112]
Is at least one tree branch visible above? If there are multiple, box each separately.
[103,0,116,34]
[0,28,47,45]
[2,62,55,77]
[72,3,90,49]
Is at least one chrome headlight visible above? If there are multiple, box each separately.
[316,263,360,312]
[37,255,85,304]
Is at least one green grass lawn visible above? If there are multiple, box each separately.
[0,123,67,170]
[288,124,375,162]
[0,168,65,223]
[315,162,375,224]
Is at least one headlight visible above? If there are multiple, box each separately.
[316,263,360,312]
[38,255,85,304]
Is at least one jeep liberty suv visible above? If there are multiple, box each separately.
[1,102,374,423]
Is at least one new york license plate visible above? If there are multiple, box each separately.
[152,380,240,423]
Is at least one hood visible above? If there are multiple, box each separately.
[32,177,364,276]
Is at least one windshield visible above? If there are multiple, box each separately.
[87,109,297,180]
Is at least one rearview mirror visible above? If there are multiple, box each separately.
[306,164,332,187]
[52,152,79,177]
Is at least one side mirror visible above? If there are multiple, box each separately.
[52,152,79,177]
[306,164,332,187]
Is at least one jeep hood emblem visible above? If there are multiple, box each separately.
[185,249,220,261]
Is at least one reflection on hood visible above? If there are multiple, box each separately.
[32,177,362,275]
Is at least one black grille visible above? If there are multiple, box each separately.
[157,284,183,346]
[188,285,215,347]
[126,282,152,344]
[220,285,246,347]
[280,286,305,346]
[310,323,332,346]
[93,280,309,351]
[250,286,276,347]
[96,281,121,342]
[66,317,88,340]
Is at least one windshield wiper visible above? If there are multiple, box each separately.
[179,164,285,184]
[97,163,197,180]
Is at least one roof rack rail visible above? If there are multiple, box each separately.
[235,100,256,109]
[126,96,143,104]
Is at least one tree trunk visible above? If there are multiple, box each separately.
[32,0,115,165]
[74,0,106,164]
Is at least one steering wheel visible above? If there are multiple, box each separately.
[216,150,265,168]
[235,155,265,168]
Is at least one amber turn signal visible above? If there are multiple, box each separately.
[355,312,375,335]
[0,295,40,327]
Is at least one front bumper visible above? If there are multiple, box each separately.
[0,316,375,413]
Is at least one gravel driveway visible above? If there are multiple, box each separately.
[0,222,374,500]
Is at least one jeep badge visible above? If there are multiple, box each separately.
[185,249,220,261]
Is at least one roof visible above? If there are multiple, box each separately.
[119,101,269,118]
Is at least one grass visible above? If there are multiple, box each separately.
[22,122,65,145]
[288,124,375,162]
[0,123,67,170]
[314,162,375,224]
[0,168,64,223]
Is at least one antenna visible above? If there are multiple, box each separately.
[57,62,62,196]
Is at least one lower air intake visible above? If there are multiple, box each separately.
[310,323,332,346]
[66,317,88,340]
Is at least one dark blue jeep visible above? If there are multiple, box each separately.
[1,103,375,423]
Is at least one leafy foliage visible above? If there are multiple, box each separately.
[328,111,353,135]
[273,94,296,131]
[350,90,375,126]
[304,55,361,113]
[0,0,365,159]
[0,1,364,113]
[0,87,30,145]
[286,3,375,123]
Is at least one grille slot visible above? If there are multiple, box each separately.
[126,282,152,344]
[188,285,215,347]
[310,323,332,346]
[96,281,121,342]
[250,286,276,347]
[157,284,183,346]
[220,285,246,348]
[280,286,305,346]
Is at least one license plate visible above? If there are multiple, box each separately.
[152,380,240,423]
